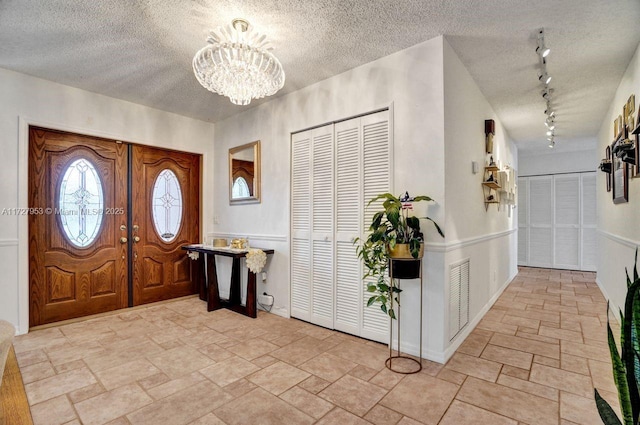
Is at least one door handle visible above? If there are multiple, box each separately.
[134,236,140,243]
[120,237,128,244]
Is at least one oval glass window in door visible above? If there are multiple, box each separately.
[152,169,183,242]
[59,158,104,247]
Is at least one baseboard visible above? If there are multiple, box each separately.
[596,277,621,325]
[269,306,290,319]
[393,269,518,364]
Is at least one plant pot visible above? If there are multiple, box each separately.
[387,243,423,279]
[387,243,424,259]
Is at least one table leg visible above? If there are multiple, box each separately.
[229,258,241,305]
[207,253,222,311]
[246,270,257,318]
[195,256,206,301]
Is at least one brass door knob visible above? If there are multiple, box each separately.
[134,236,140,243]
[120,237,128,244]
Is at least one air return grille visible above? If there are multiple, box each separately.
[449,259,470,341]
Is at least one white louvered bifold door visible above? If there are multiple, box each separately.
[517,177,529,266]
[311,125,335,328]
[360,110,391,343]
[528,176,553,268]
[291,131,312,321]
[580,173,597,271]
[554,175,580,270]
[334,118,362,336]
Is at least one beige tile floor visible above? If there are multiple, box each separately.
[14,267,617,425]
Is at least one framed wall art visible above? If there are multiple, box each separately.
[612,140,629,204]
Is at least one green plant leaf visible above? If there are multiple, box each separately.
[367,296,376,307]
[622,281,640,423]
[389,309,396,320]
[608,318,634,425]
[367,193,396,207]
[595,389,623,425]
[381,304,387,314]
[424,217,445,238]
[367,284,377,293]
[412,195,433,202]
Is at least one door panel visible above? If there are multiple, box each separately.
[131,145,200,305]
[29,128,128,326]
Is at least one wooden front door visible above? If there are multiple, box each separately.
[29,128,201,326]
[29,128,128,326]
[131,145,200,305]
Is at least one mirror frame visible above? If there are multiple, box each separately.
[229,140,261,204]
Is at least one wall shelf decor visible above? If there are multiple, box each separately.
[482,161,501,210]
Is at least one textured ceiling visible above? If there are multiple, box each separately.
[1,0,639,153]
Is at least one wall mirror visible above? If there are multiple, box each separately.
[229,140,261,204]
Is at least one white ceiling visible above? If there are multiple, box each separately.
[1,0,639,153]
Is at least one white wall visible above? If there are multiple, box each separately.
[440,39,519,358]
[519,148,598,176]
[212,36,447,357]
[0,67,215,334]
[596,42,640,316]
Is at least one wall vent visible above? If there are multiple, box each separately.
[449,258,470,341]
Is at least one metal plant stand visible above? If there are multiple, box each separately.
[386,258,423,374]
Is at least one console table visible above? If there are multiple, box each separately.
[182,245,274,318]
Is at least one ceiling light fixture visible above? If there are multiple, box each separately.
[538,72,552,85]
[536,29,551,58]
[536,28,558,148]
[193,18,285,105]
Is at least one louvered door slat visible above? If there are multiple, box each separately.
[517,177,528,265]
[290,132,312,320]
[310,125,334,328]
[361,111,390,342]
[581,173,597,271]
[335,118,362,334]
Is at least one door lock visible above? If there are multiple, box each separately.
[120,237,128,244]
[134,236,140,243]
[120,224,127,231]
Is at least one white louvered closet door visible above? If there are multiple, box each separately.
[291,131,312,321]
[554,175,580,269]
[360,111,391,343]
[334,118,362,336]
[528,176,553,268]
[311,125,335,328]
[517,178,529,265]
[581,173,597,271]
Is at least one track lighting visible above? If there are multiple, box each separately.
[536,28,557,148]
[539,72,552,85]
[536,29,550,58]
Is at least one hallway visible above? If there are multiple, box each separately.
[11,267,616,425]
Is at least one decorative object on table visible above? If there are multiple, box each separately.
[245,249,267,274]
[187,251,200,260]
[213,238,228,247]
[485,119,495,153]
[594,249,639,425]
[230,238,249,249]
[193,19,285,105]
[355,192,444,373]
[229,141,261,204]
[612,138,629,204]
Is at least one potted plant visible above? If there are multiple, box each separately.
[595,249,639,425]
[355,192,444,319]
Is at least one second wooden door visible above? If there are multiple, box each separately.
[131,145,200,305]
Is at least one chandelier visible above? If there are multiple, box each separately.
[193,18,285,106]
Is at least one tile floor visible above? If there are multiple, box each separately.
[14,267,618,425]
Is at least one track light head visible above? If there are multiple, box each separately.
[548,140,555,148]
[539,72,552,85]
[537,45,550,58]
